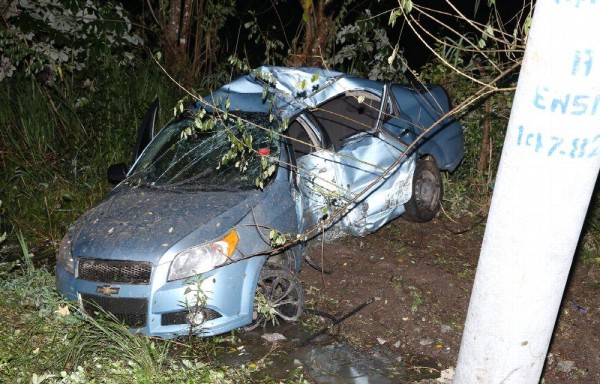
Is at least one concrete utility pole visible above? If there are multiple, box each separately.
[454,1,600,383]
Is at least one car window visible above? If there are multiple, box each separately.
[129,111,281,191]
[287,116,323,159]
[310,91,388,149]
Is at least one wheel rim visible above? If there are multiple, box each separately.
[247,267,304,330]
[414,168,440,212]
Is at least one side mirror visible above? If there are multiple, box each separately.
[107,163,128,184]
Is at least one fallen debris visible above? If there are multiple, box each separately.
[556,359,575,373]
[300,297,375,346]
[436,367,455,383]
[261,333,287,343]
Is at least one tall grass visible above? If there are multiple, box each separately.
[0,62,180,254]
[63,309,171,382]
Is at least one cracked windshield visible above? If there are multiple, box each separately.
[130,111,281,191]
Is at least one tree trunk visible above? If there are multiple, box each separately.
[288,0,335,67]
[162,0,193,76]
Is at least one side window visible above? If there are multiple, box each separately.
[311,91,387,149]
[287,115,326,188]
[287,116,322,159]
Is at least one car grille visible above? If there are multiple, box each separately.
[161,308,222,326]
[78,259,152,284]
[81,294,148,328]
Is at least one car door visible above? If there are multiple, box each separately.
[293,86,416,238]
[107,98,159,184]
[132,98,159,164]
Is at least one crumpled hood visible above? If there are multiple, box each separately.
[70,185,260,263]
[195,66,347,120]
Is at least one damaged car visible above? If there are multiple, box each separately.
[56,66,464,338]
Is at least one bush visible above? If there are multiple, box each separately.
[329,9,409,82]
[1,0,142,83]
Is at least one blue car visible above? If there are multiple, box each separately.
[56,66,463,338]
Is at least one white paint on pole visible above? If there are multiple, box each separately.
[454,1,600,383]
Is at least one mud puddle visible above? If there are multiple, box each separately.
[220,323,439,383]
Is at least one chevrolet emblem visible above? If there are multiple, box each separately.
[96,285,120,296]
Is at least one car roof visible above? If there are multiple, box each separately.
[193,66,383,120]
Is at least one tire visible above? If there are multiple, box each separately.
[245,265,304,331]
[403,157,443,222]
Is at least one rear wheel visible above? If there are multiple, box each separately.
[245,265,304,331]
[403,158,442,222]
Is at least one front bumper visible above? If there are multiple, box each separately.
[56,255,265,338]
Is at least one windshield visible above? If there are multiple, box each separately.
[129,111,281,191]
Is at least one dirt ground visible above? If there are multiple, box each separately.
[299,216,600,383]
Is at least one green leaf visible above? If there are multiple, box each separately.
[523,16,532,38]
[388,9,402,27]
[295,79,307,90]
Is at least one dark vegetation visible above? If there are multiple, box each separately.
[0,0,598,382]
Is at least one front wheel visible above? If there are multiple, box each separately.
[403,158,442,222]
[245,266,304,331]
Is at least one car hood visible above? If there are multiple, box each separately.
[70,185,260,264]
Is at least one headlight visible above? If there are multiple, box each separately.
[168,230,239,281]
[58,234,75,274]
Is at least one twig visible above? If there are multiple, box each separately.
[320,221,326,288]
[299,296,375,346]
